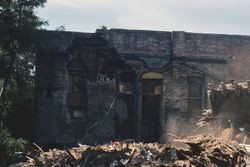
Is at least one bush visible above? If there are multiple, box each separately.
[0,128,27,154]
[0,96,27,154]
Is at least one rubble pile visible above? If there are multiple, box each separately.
[14,135,250,167]
[216,81,249,91]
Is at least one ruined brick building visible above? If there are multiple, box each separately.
[35,28,250,145]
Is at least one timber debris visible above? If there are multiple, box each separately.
[14,135,250,167]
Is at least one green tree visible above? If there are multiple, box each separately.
[0,0,47,156]
[0,0,47,94]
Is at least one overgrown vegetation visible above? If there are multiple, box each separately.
[0,0,47,156]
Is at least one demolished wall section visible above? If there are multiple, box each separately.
[36,29,250,145]
[35,31,118,145]
[164,31,250,138]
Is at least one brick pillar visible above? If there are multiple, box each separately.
[135,72,142,140]
[172,31,186,57]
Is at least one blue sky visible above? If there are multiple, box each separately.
[38,0,250,35]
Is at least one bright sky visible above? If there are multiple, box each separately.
[38,0,250,35]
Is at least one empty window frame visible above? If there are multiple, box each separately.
[67,74,87,119]
[187,76,204,114]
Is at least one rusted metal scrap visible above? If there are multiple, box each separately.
[12,135,250,167]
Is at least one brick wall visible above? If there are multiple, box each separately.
[35,31,117,145]
[173,32,250,81]
[162,31,250,139]
[36,29,250,144]
[105,29,172,56]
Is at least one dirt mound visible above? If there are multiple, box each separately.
[14,135,250,167]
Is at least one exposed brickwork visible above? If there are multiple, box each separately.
[35,29,250,145]
[105,29,172,56]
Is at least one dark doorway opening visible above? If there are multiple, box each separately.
[141,72,163,142]
[115,72,136,139]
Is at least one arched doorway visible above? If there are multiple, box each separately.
[141,72,163,142]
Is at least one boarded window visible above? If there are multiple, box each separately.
[188,76,204,114]
[68,74,87,119]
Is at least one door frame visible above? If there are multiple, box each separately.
[139,72,163,142]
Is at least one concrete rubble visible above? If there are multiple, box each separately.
[13,135,250,167]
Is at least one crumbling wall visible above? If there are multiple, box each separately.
[164,31,250,139]
[35,31,76,144]
[210,83,250,129]
[36,29,250,145]
[35,51,69,144]
[35,31,118,145]
[170,32,250,111]
[56,81,116,145]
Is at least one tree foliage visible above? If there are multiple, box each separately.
[0,0,47,155]
[0,0,47,86]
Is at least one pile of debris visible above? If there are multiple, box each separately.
[13,135,250,167]
[215,80,250,90]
